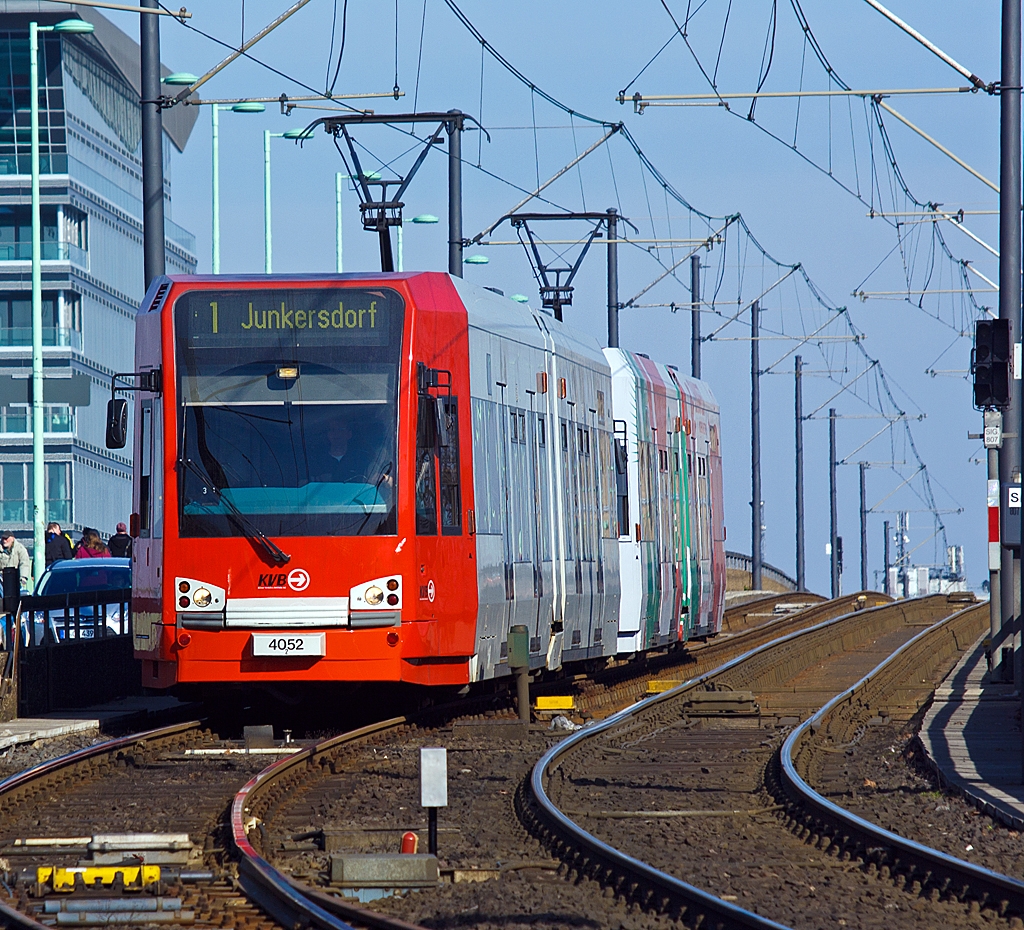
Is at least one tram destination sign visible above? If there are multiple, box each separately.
[177,288,403,348]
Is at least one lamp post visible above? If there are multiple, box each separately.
[203,100,265,273]
[30,18,93,586]
[406,214,439,273]
[334,171,382,274]
[263,127,312,274]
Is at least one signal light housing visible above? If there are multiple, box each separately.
[973,318,1011,409]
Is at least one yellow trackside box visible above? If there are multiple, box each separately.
[37,865,161,891]
[646,680,684,694]
[534,695,574,711]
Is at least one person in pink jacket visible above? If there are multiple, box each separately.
[75,529,111,559]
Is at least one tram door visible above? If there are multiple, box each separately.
[414,385,467,672]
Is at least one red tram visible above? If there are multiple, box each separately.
[108,273,725,690]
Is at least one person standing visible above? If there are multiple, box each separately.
[0,531,32,590]
[108,522,132,559]
[75,529,111,559]
[45,522,73,565]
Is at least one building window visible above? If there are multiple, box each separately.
[0,33,67,175]
[0,461,70,524]
[0,205,59,260]
[61,205,87,253]
[0,290,81,347]
[0,404,73,434]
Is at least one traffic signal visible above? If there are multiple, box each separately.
[973,318,1011,408]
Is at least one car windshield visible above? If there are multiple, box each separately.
[174,287,404,538]
[38,565,131,596]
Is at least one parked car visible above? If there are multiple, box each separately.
[25,557,131,644]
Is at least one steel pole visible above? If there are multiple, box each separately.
[859,462,868,592]
[991,446,1003,644]
[29,22,44,587]
[883,520,891,595]
[607,207,618,347]
[211,105,219,274]
[263,130,272,274]
[335,172,343,273]
[795,355,804,591]
[1000,0,1023,695]
[830,407,839,599]
[447,111,462,277]
[691,254,701,379]
[140,0,165,286]
[751,300,762,591]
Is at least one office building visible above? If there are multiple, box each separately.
[0,2,197,552]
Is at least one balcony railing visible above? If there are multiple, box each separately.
[68,156,196,255]
[0,327,81,349]
[1,499,70,524]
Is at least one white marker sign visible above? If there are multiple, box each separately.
[420,747,448,807]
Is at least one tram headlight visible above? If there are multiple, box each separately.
[364,585,384,605]
[193,587,213,608]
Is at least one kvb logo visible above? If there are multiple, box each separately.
[257,568,310,591]
[287,568,310,591]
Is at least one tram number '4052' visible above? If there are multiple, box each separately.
[251,632,326,657]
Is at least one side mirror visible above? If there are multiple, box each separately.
[106,397,128,449]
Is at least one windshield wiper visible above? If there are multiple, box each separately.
[179,457,291,566]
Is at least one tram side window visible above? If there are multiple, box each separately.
[613,420,628,538]
[415,395,438,535]
[439,397,462,535]
[139,401,153,537]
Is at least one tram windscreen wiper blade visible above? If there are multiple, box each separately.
[178,457,291,566]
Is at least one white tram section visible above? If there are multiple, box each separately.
[454,280,723,683]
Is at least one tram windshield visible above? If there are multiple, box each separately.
[174,287,403,537]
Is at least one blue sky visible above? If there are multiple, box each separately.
[126,1,1001,594]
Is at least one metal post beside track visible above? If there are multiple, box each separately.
[829,408,839,599]
[508,624,530,724]
[690,254,700,380]
[606,207,618,348]
[795,355,804,591]
[447,111,462,277]
[860,462,868,592]
[999,0,1023,707]
[140,0,164,287]
[751,300,762,591]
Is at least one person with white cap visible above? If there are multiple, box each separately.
[0,531,31,591]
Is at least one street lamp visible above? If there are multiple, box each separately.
[207,101,265,273]
[30,18,94,584]
[262,127,314,273]
[334,171,381,274]
[464,254,489,265]
[402,214,439,273]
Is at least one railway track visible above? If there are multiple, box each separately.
[0,722,423,930]
[0,592,960,930]
[225,594,887,929]
[523,593,1011,930]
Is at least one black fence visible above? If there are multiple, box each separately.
[4,587,140,716]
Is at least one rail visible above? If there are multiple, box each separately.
[726,550,799,591]
[526,596,963,929]
[230,716,417,930]
[0,720,410,930]
[779,604,1024,917]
